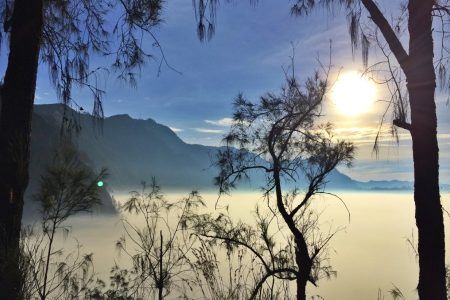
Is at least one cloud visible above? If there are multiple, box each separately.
[204,118,234,127]
[169,127,183,132]
[437,133,450,140]
[193,128,225,134]
[339,159,414,182]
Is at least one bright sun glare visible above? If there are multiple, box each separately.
[332,71,377,116]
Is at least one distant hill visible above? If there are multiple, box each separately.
[357,180,414,191]
[26,103,436,216]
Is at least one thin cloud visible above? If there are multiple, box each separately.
[437,133,450,140]
[193,128,225,134]
[169,127,183,132]
[205,118,234,127]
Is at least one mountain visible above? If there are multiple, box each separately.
[25,105,117,217]
[357,180,414,191]
[26,103,432,217]
[31,104,361,192]
[32,104,220,191]
[26,104,226,216]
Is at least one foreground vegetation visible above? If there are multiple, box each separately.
[20,67,352,299]
[22,178,449,300]
[18,53,449,299]
[17,69,420,299]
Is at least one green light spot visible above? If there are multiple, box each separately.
[97,181,104,187]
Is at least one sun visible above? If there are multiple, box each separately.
[331,71,377,116]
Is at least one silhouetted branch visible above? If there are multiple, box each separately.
[393,119,412,131]
[249,268,298,300]
[360,0,409,72]
[196,233,272,272]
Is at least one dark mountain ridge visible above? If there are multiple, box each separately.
[26,103,433,216]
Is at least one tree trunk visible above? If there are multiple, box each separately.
[295,247,310,300]
[273,167,311,300]
[407,1,446,299]
[295,276,307,300]
[0,0,44,298]
[158,230,163,300]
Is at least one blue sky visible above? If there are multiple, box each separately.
[2,1,449,183]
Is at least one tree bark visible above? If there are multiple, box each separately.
[295,247,309,300]
[407,1,446,299]
[0,0,44,298]
[295,277,307,300]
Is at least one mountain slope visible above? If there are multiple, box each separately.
[25,106,117,217]
[32,104,220,191]
[28,104,425,205]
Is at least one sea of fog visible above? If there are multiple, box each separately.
[26,191,450,300]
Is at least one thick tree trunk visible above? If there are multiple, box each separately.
[410,92,445,299]
[0,0,44,298]
[295,276,307,300]
[407,1,446,299]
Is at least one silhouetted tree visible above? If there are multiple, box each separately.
[0,1,164,297]
[186,237,285,299]
[193,1,450,298]
[83,265,136,299]
[115,179,204,299]
[82,182,275,299]
[190,66,353,300]
[21,143,106,299]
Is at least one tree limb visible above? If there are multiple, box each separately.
[361,0,410,73]
[393,118,412,131]
[249,268,298,300]
[197,233,271,272]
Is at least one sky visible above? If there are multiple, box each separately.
[3,1,450,183]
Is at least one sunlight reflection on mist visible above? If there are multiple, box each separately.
[55,191,450,299]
